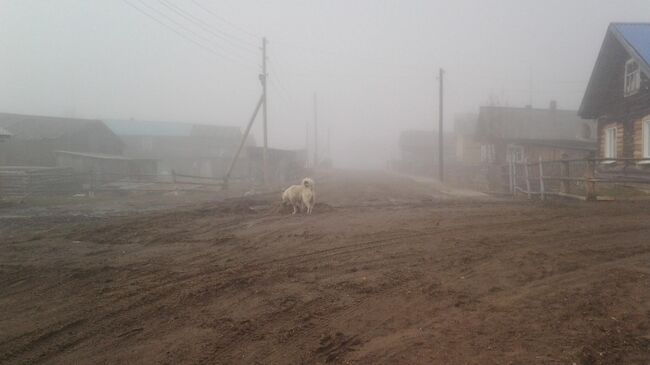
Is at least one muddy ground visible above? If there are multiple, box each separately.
[1,170,650,364]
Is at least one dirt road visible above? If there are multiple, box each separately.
[1,170,649,364]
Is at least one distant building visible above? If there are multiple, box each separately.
[579,23,650,164]
[454,113,481,165]
[104,119,253,178]
[477,103,596,165]
[0,112,123,166]
[54,151,158,183]
[246,146,307,186]
[393,130,456,177]
[0,127,11,142]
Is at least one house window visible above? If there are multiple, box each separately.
[481,144,495,163]
[643,117,650,158]
[624,59,641,97]
[507,145,525,163]
[604,127,617,159]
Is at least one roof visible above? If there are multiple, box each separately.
[54,150,132,160]
[614,23,650,75]
[104,119,193,137]
[0,112,106,140]
[104,119,242,140]
[477,106,595,142]
[504,138,596,151]
[579,23,650,117]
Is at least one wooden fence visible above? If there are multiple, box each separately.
[504,157,650,201]
[0,168,233,197]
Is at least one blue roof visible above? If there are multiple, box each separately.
[104,119,193,136]
[614,23,650,69]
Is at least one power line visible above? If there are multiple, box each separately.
[127,0,257,69]
[121,0,227,61]
[157,0,259,55]
[191,0,261,40]
[267,60,292,102]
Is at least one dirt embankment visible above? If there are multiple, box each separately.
[1,170,650,364]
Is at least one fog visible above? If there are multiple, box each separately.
[1,0,648,169]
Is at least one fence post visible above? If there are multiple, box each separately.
[524,159,531,200]
[171,169,179,196]
[584,155,597,201]
[560,153,570,194]
[506,161,510,194]
[89,172,95,197]
[538,157,545,201]
[512,160,517,197]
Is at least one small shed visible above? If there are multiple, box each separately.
[55,151,131,182]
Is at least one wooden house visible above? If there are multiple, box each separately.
[477,103,596,165]
[0,113,123,166]
[579,23,650,164]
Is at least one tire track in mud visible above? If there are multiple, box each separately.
[236,214,575,271]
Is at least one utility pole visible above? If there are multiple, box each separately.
[262,37,269,186]
[327,127,331,162]
[305,118,310,167]
[438,68,444,182]
[528,64,533,107]
[313,92,318,167]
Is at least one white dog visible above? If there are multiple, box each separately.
[282,177,316,215]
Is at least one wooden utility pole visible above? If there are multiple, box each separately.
[438,68,444,182]
[305,118,310,167]
[223,94,265,187]
[313,92,318,167]
[327,127,331,161]
[262,37,269,186]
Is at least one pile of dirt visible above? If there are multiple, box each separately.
[273,202,335,215]
[196,199,259,216]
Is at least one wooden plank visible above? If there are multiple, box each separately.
[539,157,545,201]
[524,161,531,199]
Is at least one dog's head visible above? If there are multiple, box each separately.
[302,177,315,189]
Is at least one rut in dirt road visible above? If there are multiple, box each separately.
[1,171,650,364]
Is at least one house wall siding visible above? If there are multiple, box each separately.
[591,34,650,160]
[598,121,624,158]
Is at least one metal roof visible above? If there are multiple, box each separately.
[612,23,650,76]
[54,150,132,160]
[104,119,193,137]
[579,23,650,118]
[0,112,105,140]
[477,106,595,142]
[104,119,243,142]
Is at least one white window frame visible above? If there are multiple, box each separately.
[641,116,650,157]
[507,145,525,163]
[624,58,641,97]
[604,127,617,160]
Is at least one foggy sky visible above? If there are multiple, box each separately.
[1,0,649,168]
